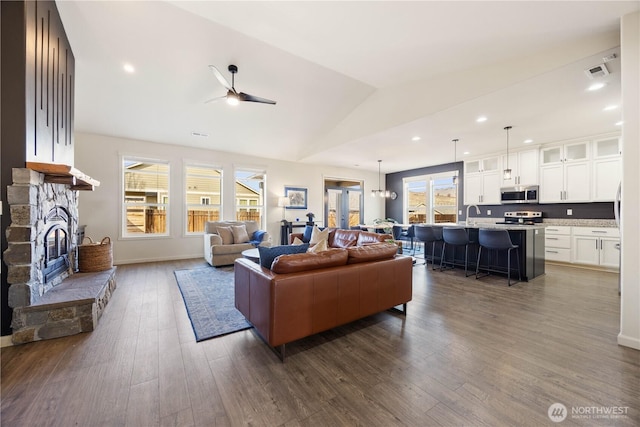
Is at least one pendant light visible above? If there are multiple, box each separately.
[371,160,390,198]
[503,126,512,180]
[452,139,459,184]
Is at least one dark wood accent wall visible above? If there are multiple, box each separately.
[26,0,75,164]
[1,0,75,336]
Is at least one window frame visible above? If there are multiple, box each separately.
[121,156,171,239]
[184,163,223,235]
[234,166,266,229]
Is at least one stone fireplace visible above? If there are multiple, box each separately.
[4,167,114,344]
[5,168,79,306]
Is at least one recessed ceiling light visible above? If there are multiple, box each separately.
[523,139,533,144]
[191,131,209,137]
[587,82,606,91]
[123,63,135,73]
[463,151,470,155]
[603,105,618,111]
[615,121,624,126]
[411,136,421,141]
[476,116,487,123]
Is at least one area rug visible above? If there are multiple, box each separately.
[174,266,251,342]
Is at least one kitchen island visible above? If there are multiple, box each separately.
[422,222,545,282]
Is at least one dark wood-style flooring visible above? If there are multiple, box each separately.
[1,259,639,426]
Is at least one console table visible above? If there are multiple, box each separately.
[279,221,314,245]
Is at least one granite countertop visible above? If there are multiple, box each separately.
[432,222,545,230]
[463,218,617,228]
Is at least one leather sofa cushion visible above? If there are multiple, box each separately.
[346,243,398,264]
[332,229,359,248]
[357,231,391,246]
[271,248,348,274]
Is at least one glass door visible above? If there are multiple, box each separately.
[325,179,363,229]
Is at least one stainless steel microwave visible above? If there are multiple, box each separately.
[500,185,539,204]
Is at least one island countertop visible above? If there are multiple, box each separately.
[425,222,546,230]
[417,222,545,281]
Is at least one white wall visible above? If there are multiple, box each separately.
[75,133,385,264]
[618,12,640,350]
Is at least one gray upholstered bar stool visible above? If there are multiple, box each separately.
[476,228,521,286]
[414,225,442,270]
[440,227,473,276]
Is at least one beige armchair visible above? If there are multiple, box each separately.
[203,220,271,267]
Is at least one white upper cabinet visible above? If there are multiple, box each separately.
[464,156,501,205]
[501,149,539,186]
[539,141,590,203]
[592,137,621,202]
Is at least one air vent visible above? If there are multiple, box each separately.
[584,63,609,79]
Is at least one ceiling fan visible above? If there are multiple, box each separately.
[205,64,276,106]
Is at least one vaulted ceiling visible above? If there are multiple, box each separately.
[56,1,638,173]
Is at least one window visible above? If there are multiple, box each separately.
[122,158,169,236]
[403,172,458,224]
[235,168,265,228]
[185,165,222,233]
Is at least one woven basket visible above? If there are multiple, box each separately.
[78,237,113,272]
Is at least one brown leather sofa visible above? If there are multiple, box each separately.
[289,228,392,247]
[234,243,413,360]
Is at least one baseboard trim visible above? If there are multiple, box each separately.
[113,254,202,265]
[545,261,619,273]
[618,333,640,350]
[1,335,14,348]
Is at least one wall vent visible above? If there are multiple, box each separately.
[584,63,609,79]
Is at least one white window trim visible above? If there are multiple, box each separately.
[121,155,170,239]
[184,162,223,236]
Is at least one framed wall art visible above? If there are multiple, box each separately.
[284,187,307,209]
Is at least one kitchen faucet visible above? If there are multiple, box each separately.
[466,204,481,226]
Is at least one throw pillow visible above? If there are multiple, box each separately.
[258,244,309,269]
[231,224,250,243]
[307,238,328,253]
[310,226,329,245]
[292,237,304,245]
[217,226,234,244]
[302,225,314,243]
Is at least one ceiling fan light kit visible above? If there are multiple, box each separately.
[207,64,277,106]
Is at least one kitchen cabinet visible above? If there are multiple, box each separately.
[592,137,621,201]
[545,226,571,263]
[501,149,539,186]
[464,156,500,205]
[539,141,590,203]
[572,227,620,269]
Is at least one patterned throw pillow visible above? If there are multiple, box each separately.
[258,244,310,269]
[217,226,234,244]
[292,237,305,245]
[231,225,250,243]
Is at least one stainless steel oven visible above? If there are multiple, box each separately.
[500,185,539,204]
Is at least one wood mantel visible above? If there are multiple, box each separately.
[26,162,100,191]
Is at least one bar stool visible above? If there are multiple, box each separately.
[440,227,472,276]
[414,225,442,270]
[476,229,521,286]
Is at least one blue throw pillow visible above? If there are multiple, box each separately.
[302,225,314,243]
[258,244,309,269]
[251,230,266,246]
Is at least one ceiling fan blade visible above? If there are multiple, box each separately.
[239,92,277,105]
[208,65,233,91]
[203,95,225,104]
